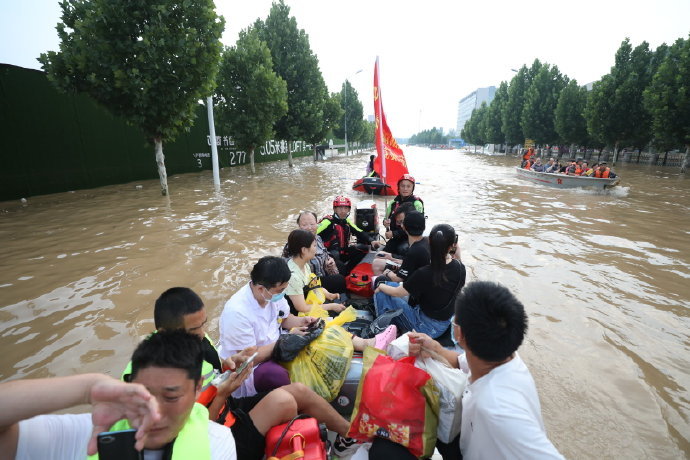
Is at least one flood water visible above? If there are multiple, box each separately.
[1,147,688,458]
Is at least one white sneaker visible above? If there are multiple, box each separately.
[333,434,360,459]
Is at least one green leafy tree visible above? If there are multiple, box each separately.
[359,120,376,144]
[409,127,448,145]
[38,0,224,195]
[335,80,365,147]
[584,38,654,163]
[644,36,690,171]
[307,92,342,160]
[522,64,568,146]
[555,80,589,151]
[462,103,488,151]
[255,0,329,167]
[485,81,508,144]
[502,60,542,145]
[215,27,287,174]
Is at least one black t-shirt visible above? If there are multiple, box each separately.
[397,237,430,281]
[403,259,466,321]
[202,336,222,371]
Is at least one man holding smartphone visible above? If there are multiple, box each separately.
[153,285,359,460]
[5,331,237,459]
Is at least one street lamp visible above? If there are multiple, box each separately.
[344,69,363,156]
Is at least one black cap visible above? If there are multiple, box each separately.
[403,211,425,236]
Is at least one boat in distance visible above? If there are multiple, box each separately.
[515,167,620,190]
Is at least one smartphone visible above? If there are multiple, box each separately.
[305,318,324,333]
[97,429,142,460]
[235,351,258,374]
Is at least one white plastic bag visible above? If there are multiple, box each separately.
[387,332,411,360]
[415,356,467,443]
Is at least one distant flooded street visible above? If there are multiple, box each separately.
[1,147,688,458]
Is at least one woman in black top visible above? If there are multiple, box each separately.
[373,224,466,338]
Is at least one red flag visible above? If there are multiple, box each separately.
[373,57,408,196]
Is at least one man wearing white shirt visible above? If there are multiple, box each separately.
[408,281,563,460]
[4,330,236,460]
[218,256,317,397]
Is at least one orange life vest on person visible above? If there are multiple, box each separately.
[574,166,582,175]
[523,161,532,170]
[594,168,610,178]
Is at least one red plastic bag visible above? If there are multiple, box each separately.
[347,348,440,458]
[346,262,374,297]
[265,414,328,460]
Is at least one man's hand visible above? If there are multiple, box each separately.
[325,291,339,301]
[216,363,252,398]
[88,377,161,454]
[408,332,442,359]
[224,346,258,372]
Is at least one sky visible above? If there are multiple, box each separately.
[1,0,689,138]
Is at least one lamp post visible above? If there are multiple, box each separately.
[344,69,363,156]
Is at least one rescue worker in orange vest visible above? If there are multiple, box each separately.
[594,162,616,178]
[522,147,534,167]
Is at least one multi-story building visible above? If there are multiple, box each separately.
[456,86,496,135]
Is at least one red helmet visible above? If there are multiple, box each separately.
[398,174,416,185]
[333,196,352,208]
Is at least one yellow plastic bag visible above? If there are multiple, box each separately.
[305,273,326,306]
[283,323,354,401]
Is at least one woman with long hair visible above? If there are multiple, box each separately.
[284,229,346,315]
[373,224,466,338]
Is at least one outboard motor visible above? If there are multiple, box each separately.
[355,199,379,238]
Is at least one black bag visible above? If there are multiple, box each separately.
[270,319,325,362]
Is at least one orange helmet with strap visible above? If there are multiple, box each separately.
[333,196,352,208]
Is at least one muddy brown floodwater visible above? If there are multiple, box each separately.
[1,147,688,458]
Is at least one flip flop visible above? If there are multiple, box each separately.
[374,325,397,351]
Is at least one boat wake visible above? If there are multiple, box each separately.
[572,186,630,197]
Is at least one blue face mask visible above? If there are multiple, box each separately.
[269,292,286,302]
[260,285,285,303]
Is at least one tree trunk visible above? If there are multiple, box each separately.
[636,148,641,163]
[154,138,168,196]
[612,141,620,166]
[250,147,256,174]
[288,140,294,168]
[682,145,689,173]
[662,150,668,166]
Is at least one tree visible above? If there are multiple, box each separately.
[307,92,342,161]
[584,38,654,163]
[502,61,542,145]
[485,81,508,144]
[254,0,329,167]
[359,121,375,144]
[555,80,589,151]
[462,103,488,151]
[215,27,287,174]
[522,64,568,146]
[38,0,224,195]
[335,80,365,146]
[644,36,690,171]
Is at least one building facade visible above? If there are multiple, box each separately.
[456,86,497,134]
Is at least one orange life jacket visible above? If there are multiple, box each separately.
[594,168,610,178]
[573,166,582,175]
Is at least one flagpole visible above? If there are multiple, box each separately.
[375,57,388,223]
